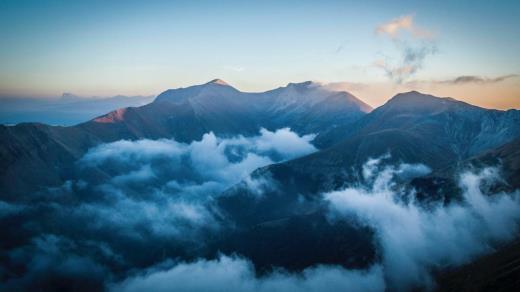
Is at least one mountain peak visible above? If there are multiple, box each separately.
[383,91,484,113]
[286,81,321,88]
[388,91,440,104]
[206,79,230,86]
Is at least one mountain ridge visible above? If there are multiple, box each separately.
[0,79,371,198]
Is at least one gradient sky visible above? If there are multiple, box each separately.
[1,0,519,108]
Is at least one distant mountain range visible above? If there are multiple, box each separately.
[0,93,154,126]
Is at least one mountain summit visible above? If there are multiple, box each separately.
[206,78,230,86]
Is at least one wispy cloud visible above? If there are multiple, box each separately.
[325,156,520,290]
[405,74,520,86]
[374,14,437,83]
[438,74,519,85]
[324,81,368,92]
[375,14,434,39]
[335,40,349,54]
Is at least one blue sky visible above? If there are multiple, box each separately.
[0,0,519,107]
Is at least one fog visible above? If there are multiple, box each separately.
[326,157,520,290]
[1,139,519,291]
[111,255,385,292]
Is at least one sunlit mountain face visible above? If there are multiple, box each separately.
[1,1,520,291]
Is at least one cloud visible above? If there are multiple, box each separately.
[325,156,520,290]
[254,128,316,159]
[81,138,186,166]
[374,42,437,83]
[376,14,433,39]
[75,128,318,239]
[374,14,437,83]
[112,164,155,184]
[0,128,319,291]
[110,255,385,292]
[438,74,519,85]
[324,81,368,92]
[0,201,25,218]
[4,131,520,291]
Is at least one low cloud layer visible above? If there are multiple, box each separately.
[101,156,520,291]
[0,128,317,291]
[2,138,519,291]
[325,156,520,290]
[75,128,317,241]
[111,255,385,292]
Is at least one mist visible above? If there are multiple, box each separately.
[0,128,318,291]
[325,157,520,290]
[111,255,385,292]
[2,133,519,291]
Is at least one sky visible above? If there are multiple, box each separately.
[0,0,519,109]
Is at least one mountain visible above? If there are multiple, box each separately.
[0,79,370,198]
[347,91,520,158]
[257,81,372,147]
[212,92,520,272]
[77,79,370,144]
[252,91,520,195]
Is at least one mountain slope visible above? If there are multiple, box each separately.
[79,79,370,144]
[349,91,520,158]
[211,96,520,274]
[216,91,520,232]
[261,91,520,190]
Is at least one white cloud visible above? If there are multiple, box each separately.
[110,255,385,292]
[374,14,437,83]
[81,139,186,166]
[376,14,433,39]
[112,164,155,184]
[254,128,317,159]
[325,156,520,290]
[72,128,318,239]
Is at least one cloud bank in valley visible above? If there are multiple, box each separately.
[111,255,385,292]
[101,156,520,292]
[325,157,520,290]
[0,128,318,291]
[2,138,520,291]
[72,127,318,243]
